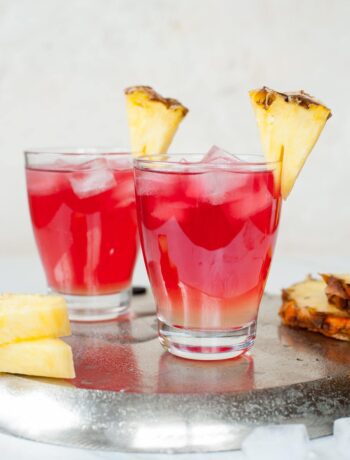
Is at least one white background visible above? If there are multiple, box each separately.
[0,0,349,276]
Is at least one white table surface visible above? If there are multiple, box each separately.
[1,254,348,460]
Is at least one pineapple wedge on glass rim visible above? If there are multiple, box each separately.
[249,87,331,199]
[124,86,188,157]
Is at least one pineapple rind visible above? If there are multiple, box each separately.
[0,294,71,345]
[0,338,75,379]
[321,273,350,313]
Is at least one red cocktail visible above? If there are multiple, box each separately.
[135,152,281,359]
[25,149,138,321]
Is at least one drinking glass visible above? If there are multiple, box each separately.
[134,154,281,360]
[25,148,138,321]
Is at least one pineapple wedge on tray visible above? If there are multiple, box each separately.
[0,294,75,379]
[0,338,75,379]
[0,293,71,345]
[250,87,331,199]
[125,86,188,156]
[280,277,350,341]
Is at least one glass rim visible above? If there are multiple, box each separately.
[24,147,132,157]
[134,153,280,171]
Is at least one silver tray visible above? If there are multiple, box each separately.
[0,293,350,453]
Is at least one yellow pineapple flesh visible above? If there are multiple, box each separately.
[0,294,71,345]
[282,277,340,314]
[249,87,331,199]
[0,338,75,379]
[125,86,188,156]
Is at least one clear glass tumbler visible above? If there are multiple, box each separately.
[25,148,138,321]
[134,154,281,360]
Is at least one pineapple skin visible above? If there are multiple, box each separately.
[321,274,350,313]
[0,294,71,345]
[125,86,188,156]
[0,338,75,379]
[249,87,331,199]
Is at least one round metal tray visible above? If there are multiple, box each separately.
[0,293,350,453]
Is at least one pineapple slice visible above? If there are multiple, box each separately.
[280,277,350,341]
[249,87,331,199]
[0,294,71,345]
[0,338,75,379]
[125,86,188,156]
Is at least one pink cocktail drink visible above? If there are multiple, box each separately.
[25,150,138,321]
[135,153,281,359]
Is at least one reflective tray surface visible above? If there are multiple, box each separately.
[1,293,350,453]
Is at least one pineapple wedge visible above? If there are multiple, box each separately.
[280,277,350,341]
[0,294,71,345]
[0,338,75,379]
[249,87,331,199]
[125,86,188,156]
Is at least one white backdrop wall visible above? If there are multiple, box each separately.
[0,0,348,266]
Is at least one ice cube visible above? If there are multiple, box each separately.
[334,418,350,458]
[112,176,135,207]
[186,168,250,206]
[135,170,178,197]
[203,171,234,204]
[77,158,110,170]
[54,157,107,171]
[186,147,246,205]
[27,171,63,196]
[241,425,309,460]
[107,156,132,171]
[202,145,241,164]
[69,159,116,199]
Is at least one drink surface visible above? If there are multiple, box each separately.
[135,166,281,329]
[26,162,138,295]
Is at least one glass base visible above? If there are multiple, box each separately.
[158,319,256,361]
[50,288,131,322]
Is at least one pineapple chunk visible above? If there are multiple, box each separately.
[249,87,331,199]
[125,86,188,156]
[0,338,75,379]
[0,294,71,345]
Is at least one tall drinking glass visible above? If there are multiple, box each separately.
[25,148,138,321]
[134,154,281,360]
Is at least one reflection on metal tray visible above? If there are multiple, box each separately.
[0,293,350,453]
